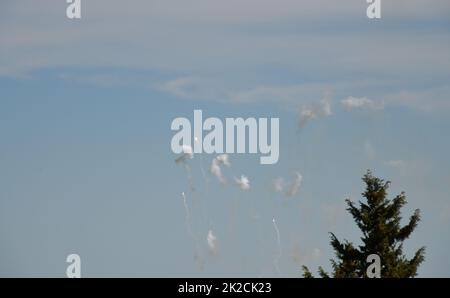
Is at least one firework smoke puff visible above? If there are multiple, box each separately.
[273,177,285,193]
[235,175,250,191]
[286,172,302,197]
[273,172,303,197]
[175,145,194,164]
[210,154,230,184]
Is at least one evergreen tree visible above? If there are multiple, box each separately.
[303,170,425,278]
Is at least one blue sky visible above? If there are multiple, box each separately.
[1,0,450,277]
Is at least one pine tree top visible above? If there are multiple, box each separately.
[303,170,425,278]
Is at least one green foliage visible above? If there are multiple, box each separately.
[303,170,425,278]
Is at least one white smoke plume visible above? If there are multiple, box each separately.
[286,172,303,197]
[235,175,250,191]
[181,191,190,221]
[216,154,230,166]
[210,154,230,184]
[181,191,203,269]
[194,136,209,184]
[341,96,384,111]
[298,99,332,128]
[273,177,285,193]
[207,229,218,255]
[273,172,303,197]
[175,144,194,164]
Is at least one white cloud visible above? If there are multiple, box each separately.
[3,0,449,26]
[157,77,197,98]
[230,83,330,104]
[155,76,225,100]
[341,96,384,111]
[382,86,450,112]
[1,0,450,114]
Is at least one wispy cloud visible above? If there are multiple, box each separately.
[298,94,332,128]
[382,86,450,112]
[1,0,449,115]
[230,83,330,104]
[155,76,220,100]
[383,159,433,180]
[341,96,384,111]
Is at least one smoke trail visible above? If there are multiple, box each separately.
[175,145,195,191]
[182,192,190,221]
[195,137,208,184]
[207,229,218,256]
[193,136,211,228]
[272,217,282,275]
[286,172,302,197]
[273,177,285,193]
[181,192,193,239]
[181,191,204,270]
